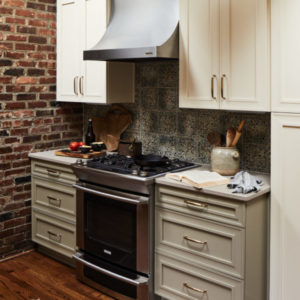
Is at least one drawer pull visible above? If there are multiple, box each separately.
[184,282,207,294]
[47,196,61,207]
[184,200,208,209]
[47,169,60,177]
[184,236,207,245]
[47,230,62,243]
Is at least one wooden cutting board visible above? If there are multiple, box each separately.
[55,149,106,159]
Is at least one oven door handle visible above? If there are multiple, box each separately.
[73,183,149,205]
[73,252,148,286]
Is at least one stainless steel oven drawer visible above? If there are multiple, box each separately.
[155,253,244,300]
[32,209,76,258]
[32,177,76,222]
[155,208,244,278]
[156,185,246,227]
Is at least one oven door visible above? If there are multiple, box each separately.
[74,182,149,275]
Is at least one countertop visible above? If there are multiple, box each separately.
[29,150,83,166]
[155,166,270,202]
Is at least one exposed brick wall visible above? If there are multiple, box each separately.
[0,0,83,258]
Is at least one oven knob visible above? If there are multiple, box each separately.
[76,159,83,165]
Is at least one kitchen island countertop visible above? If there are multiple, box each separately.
[155,166,270,202]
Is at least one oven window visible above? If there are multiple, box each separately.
[84,192,137,262]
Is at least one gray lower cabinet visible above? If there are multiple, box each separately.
[155,184,268,300]
[31,159,76,264]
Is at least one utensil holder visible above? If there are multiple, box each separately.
[211,147,240,176]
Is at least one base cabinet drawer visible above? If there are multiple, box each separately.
[156,208,244,278]
[156,186,245,227]
[32,209,76,258]
[32,177,76,222]
[155,254,243,300]
[31,159,76,184]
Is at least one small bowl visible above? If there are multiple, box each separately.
[91,142,105,152]
[79,145,92,154]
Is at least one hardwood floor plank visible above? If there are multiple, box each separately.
[0,251,115,300]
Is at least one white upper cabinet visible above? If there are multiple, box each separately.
[57,0,135,104]
[179,0,270,111]
[272,0,300,113]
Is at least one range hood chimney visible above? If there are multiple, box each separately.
[83,0,179,62]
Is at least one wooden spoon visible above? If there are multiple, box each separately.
[226,128,236,147]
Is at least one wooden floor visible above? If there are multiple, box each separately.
[0,251,114,300]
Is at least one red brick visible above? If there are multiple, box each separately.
[28,86,47,92]
[5,168,26,177]
[4,0,25,7]
[28,52,46,60]
[13,145,32,153]
[13,160,29,168]
[39,28,55,36]
[12,110,34,118]
[28,19,47,27]
[38,62,55,69]
[6,85,25,92]
[16,61,36,67]
[5,102,25,109]
[6,34,27,42]
[0,77,13,84]
[17,26,36,34]
[0,7,13,14]
[16,77,36,84]
[3,217,25,230]
[10,128,28,136]
[15,9,35,18]
[37,12,55,20]
[1,121,12,128]
[28,101,47,108]
[15,43,35,51]
[0,42,13,50]
[4,137,19,144]
[5,17,25,24]
[5,51,25,59]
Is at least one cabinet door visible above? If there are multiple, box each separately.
[272,0,300,112]
[271,113,300,300]
[220,0,269,111]
[57,0,81,102]
[179,0,219,109]
[81,0,108,103]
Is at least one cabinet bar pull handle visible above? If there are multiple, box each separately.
[47,231,62,243]
[74,76,78,95]
[283,125,300,129]
[184,200,208,209]
[47,169,60,177]
[184,283,207,294]
[221,74,227,100]
[79,76,84,95]
[211,75,217,100]
[184,236,207,245]
[47,196,61,207]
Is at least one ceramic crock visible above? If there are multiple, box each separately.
[211,147,240,176]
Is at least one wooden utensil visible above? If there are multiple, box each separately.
[226,128,236,147]
[231,120,245,147]
[207,132,222,147]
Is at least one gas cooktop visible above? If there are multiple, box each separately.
[76,154,196,178]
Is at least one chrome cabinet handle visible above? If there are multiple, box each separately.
[184,282,207,294]
[47,196,61,207]
[221,74,227,100]
[79,76,84,95]
[211,75,217,100]
[47,231,62,243]
[184,200,208,209]
[74,76,79,95]
[184,236,207,245]
[47,169,60,177]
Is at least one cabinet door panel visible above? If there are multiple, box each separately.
[272,0,300,112]
[271,113,300,300]
[179,0,219,109]
[82,0,107,103]
[57,0,81,102]
[220,0,269,111]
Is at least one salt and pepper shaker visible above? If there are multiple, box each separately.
[85,119,95,145]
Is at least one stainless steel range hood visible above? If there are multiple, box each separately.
[83,0,179,61]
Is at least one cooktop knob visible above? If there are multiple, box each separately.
[76,159,83,165]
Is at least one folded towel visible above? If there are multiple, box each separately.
[227,171,263,194]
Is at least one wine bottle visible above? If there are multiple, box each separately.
[85,119,95,145]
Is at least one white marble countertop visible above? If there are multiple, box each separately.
[29,150,84,166]
[155,166,270,202]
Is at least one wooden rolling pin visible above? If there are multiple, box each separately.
[231,120,245,147]
[226,128,236,147]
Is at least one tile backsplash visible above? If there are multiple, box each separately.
[84,61,270,173]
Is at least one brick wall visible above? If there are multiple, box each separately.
[0,0,83,258]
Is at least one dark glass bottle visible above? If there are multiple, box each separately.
[85,119,95,145]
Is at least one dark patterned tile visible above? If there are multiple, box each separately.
[159,88,178,111]
[141,63,160,87]
[139,111,159,133]
[140,133,159,154]
[157,135,177,158]
[178,109,199,137]
[158,62,178,88]
[198,139,213,165]
[159,112,177,135]
[176,137,198,162]
[140,88,159,110]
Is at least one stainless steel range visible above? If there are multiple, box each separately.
[71,154,196,300]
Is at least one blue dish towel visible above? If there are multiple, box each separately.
[227,171,263,194]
